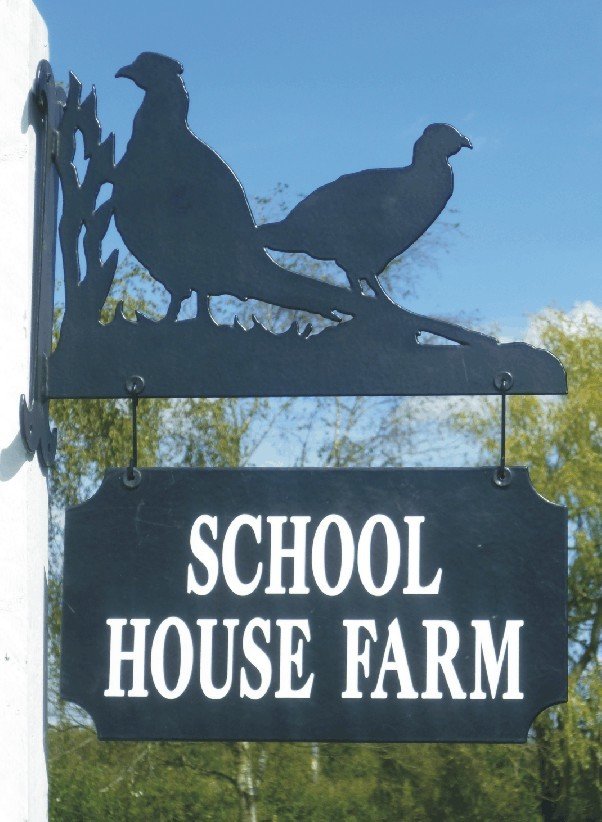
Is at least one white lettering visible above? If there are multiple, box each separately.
[342,619,377,698]
[402,516,442,595]
[275,619,314,698]
[222,515,262,596]
[197,618,239,699]
[187,514,219,596]
[357,515,400,596]
[371,619,419,699]
[150,617,193,699]
[104,618,150,697]
[240,618,272,699]
[422,619,466,699]
[470,620,524,700]
[312,515,354,596]
[265,516,311,595]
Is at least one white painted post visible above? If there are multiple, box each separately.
[0,1,50,820]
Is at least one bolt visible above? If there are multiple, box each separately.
[494,371,514,392]
[492,467,512,488]
[125,375,145,395]
[122,467,142,490]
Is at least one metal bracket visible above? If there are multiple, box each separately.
[20,61,64,468]
[492,371,513,487]
[122,375,144,489]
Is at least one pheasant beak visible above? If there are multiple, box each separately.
[115,64,135,80]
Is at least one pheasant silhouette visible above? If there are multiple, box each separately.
[257,124,472,293]
[112,52,358,322]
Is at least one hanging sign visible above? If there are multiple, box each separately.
[61,467,567,742]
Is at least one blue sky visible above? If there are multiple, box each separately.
[36,0,601,337]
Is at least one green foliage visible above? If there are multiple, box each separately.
[49,733,241,821]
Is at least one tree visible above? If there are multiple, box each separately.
[452,306,601,821]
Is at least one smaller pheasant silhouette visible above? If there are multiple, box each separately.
[257,124,472,293]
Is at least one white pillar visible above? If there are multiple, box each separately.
[0,1,50,820]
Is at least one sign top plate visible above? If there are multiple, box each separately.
[48,54,566,399]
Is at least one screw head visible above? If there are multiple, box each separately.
[494,371,514,392]
[125,375,145,395]
[493,467,512,488]
[122,467,142,489]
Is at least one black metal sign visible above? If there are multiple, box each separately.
[61,467,567,742]
[46,53,566,399]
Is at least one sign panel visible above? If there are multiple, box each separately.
[61,467,567,742]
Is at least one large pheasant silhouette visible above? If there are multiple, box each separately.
[257,124,472,294]
[112,52,357,322]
